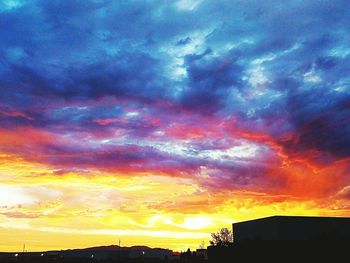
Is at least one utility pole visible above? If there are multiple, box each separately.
[118,239,121,261]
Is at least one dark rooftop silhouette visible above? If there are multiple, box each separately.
[208,215,350,263]
[233,215,350,243]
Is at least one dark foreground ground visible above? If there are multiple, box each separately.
[0,253,205,263]
[0,258,186,263]
[207,241,350,263]
[4,241,350,263]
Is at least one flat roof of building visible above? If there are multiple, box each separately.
[233,215,350,225]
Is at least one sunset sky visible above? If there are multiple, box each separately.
[0,0,350,252]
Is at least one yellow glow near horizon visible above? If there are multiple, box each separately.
[0,152,349,252]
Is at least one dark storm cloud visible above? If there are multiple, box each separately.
[180,49,244,114]
[281,89,350,159]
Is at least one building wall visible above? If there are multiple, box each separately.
[233,216,350,243]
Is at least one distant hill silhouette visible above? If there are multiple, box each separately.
[44,244,174,261]
[0,245,176,262]
[49,244,154,252]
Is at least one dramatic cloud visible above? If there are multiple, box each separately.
[0,0,349,251]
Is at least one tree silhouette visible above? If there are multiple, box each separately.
[210,227,233,246]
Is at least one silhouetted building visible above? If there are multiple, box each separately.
[233,215,350,243]
[179,248,207,262]
[195,248,207,260]
[208,216,350,263]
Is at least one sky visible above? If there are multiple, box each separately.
[0,0,350,252]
